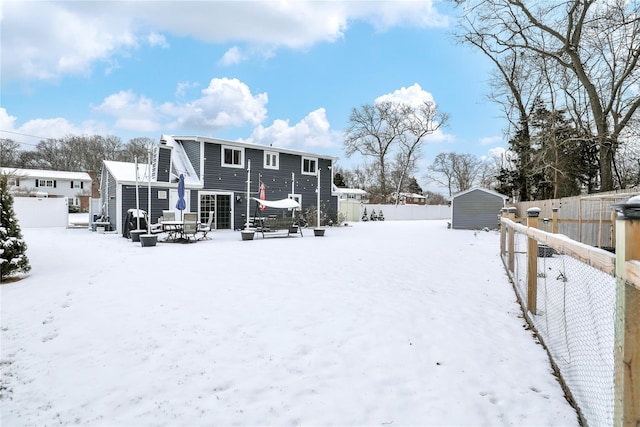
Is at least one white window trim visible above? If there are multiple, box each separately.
[301,156,318,176]
[221,145,244,169]
[264,151,279,170]
[288,193,302,211]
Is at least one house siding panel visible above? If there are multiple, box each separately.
[452,189,503,229]
[121,185,172,227]
[182,140,201,177]
[107,172,117,229]
[156,146,172,182]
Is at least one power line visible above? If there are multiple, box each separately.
[0,129,48,148]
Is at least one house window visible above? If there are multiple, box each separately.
[222,146,244,168]
[38,179,54,187]
[302,157,317,175]
[72,181,82,189]
[288,194,302,211]
[7,177,18,186]
[264,151,279,170]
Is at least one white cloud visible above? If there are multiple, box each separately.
[93,91,161,132]
[93,78,267,133]
[163,78,268,131]
[0,107,107,148]
[2,2,138,81]
[175,81,199,98]
[2,1,448,82]
[376,83,435,108]
[376,83,454,143]
[147,32,169,48]
[0,108,17,132]
[480,135,502,145]
[219,47,246,66]
[242,108,342,151]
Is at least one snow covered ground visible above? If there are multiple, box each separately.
[1,220,579,426]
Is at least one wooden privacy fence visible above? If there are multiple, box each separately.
[510,187,640,248]
[499,204,639,427]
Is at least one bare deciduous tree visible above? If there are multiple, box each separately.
[427,152,483,196]
[454,0,640,191]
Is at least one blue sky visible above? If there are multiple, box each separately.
[1,1,506,187]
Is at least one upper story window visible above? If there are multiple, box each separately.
[222,146,244,168]
[38,179,55,187]
[7,177,18,186]
[71,181,83,189]
[264,151,279,170]
[302,157,317,175]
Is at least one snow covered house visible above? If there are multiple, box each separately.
[0,167,93,212]
[450,187,507,230]
[99,135,338,234]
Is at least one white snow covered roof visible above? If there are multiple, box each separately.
[103,161,152,183]
[0,167,91,181]
[332,185,367,195]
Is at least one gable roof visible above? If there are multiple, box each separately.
[103,160,152,183]
[0,167,91,181]
[332,184,367,195]
[451,187,508,201]
[164,134,339,162]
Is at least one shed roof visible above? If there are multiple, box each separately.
[451,187,507,201]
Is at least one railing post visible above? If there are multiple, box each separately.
[508,207,517,273]
[500,207,508,256]
[526,207,541,315]
[552,207,559,234]
[613,198,640,427]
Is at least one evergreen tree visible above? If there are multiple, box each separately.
[0,175,31,282]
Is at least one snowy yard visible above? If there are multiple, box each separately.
[1,220,579,426]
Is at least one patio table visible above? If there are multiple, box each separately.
[161,220,184,241]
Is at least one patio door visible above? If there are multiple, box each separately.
[199,192,232,230]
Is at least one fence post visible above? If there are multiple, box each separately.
[613,198,640,427]
[526,207,541,315]
[552,207,559,234]
[500,207,508,256]
[508,207,517,273]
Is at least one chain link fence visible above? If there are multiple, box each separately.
[510,227,615,426]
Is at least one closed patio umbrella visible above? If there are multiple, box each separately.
[176,173,186,220]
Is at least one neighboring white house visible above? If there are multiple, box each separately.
[393,192,427,205]
[332,185,368,202]
[0,167,93,212]
[333,185,368,222]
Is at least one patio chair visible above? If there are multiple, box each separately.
[198,211,214,240]
[182,212,199,242]
[162,210,175,222]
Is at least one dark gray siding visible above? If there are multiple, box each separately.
[121,185,171,227]
[452,189,504,229]
[181,140,201,177]
[156,146,172,183]
[107,171,117,230]
[200,142,337,227]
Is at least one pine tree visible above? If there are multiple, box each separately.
[0,174,31,282]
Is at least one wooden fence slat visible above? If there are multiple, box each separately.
[502,218,616,276]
